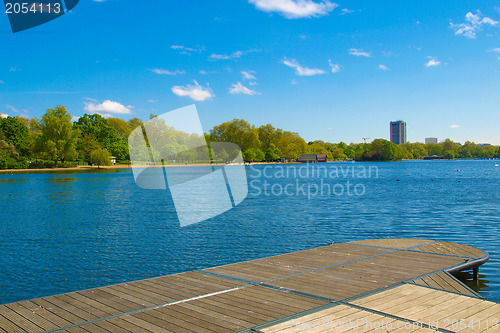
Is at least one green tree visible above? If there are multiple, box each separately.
[74,114,128,160]
[210,119,260,151]
[107,117,130,138]
[77,134,103,161]
[444,150,455,160]
[127,117,143,134]
[90,148,111,168]
[0,116,30,154]
[254,148,265,161]
[243,149,256,162]
[35,105,78,164]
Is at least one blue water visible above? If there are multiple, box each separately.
[0,160,499,305]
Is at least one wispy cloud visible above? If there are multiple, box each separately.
[151,68,185,76]
[348,48,372,57]
[282,58,326,76]
[229,82,261,95]
[425,57,441,67]
[147,99,158,103]
[450,10,498,39]
[339,8,354,15]
[84,100,132,115]
[9,67,18,72]
[241,71,257,80]
[171,45,204,55]
[488,47,500,59]
[171,81,214,101]
[209,50,254,60]
[328,60,342,73]
[248,0,338,19]
[0,80,4,84]
[5,105,20,113]
[378,64,389,71]
[450,124,460,129]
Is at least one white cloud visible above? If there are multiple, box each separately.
[328,60,342,73]
[348,48,372,57]
[147,99,158,103]
[425,57,441,67]
[171,45,204,55]
[450,124,460,129]
[241,71,257,80]
[451,10,498,39]
[489,48,500,59]
[229,82,261,96]
[0,112,8,118]
[9,67,18,72]
[171,81,214,101]
[291,79,298,85]
[84,100,132,115]
[5,104,20,113]
[249,0,338,19]
[71,116,80,122]
[210,51,244,60]
[378,64,389,71]
[282,58,326,76]
[339,8,354,15]
[151,68,185,76]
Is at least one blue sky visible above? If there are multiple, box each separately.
[0,0,499,144]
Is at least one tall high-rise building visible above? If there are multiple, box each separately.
[390,121,407,145]
[425,138,438,144]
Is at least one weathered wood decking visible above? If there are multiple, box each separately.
[0,239,495,332]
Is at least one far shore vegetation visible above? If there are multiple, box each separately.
[0,105,499,170]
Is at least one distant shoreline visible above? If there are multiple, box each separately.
[0,158,497,174]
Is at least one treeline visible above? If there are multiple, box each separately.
[0,105,141,169]
[1,106,499,169]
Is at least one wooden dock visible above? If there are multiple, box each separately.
[0,239,496,332]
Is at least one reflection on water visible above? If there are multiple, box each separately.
[454,270,491,295]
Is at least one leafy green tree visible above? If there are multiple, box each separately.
[254,148,265,161]
[217,149,229,162]
[35,106,78,163]
[90,148,111,168]
[74,114,128,160]
[107,117,130,139]
[425,143,443,156]
[77,134,103,161]
[243,149,256,162]
[278,131,307,160]
[441,139,460,155]
[127,117,143,134]
[210,119,260,151]
[0,116,30,154]
[444,150,455,160]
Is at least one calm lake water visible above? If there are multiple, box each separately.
[0,160,499,305]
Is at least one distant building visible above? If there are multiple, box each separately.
[390,121,407,145]
[298,154,327,163]
[316,154,327,163]
[425,137,438,144]
[478,143,491,148]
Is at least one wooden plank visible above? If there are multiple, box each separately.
[349,239,434,249]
